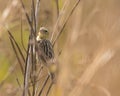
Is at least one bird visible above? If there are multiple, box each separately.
[36,27,57,82]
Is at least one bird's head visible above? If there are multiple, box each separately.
[36,27,49,40]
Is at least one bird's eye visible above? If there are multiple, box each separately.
[44,30,48,33]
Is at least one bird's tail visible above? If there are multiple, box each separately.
[48,63,57,83]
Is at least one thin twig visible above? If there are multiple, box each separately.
[20,1,36,96]
[23,43,32,96]
[16,78,22,90]
[30,1,35,95]
[0,62,17,88]
[50,0,69,41]
[8,30,25,63]
[58,48,62,56]
[52,0,81,46]
[35,66,43,95]
[20,0,34,33]
[7,27,31,96]
[9,37,31,96]
[20,0,41,47]
[55,0,59,17]
[35,0,41,30]
[32,0,36,34]
[9,37,24,74]
[37,65,43,77]
[38,75,50,96]
[20,13,27,53]
[20,1,52,96]
[31,0,37,95]
[23,35,32,96]
[46,82,53,96]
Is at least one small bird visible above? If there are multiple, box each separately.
[36,27,57,81]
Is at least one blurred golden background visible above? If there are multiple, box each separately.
[0,0,120,96]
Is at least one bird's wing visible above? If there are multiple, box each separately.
[38,39,54,62]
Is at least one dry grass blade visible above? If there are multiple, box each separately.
[46,82,53,96]
[16,78,22,90]
[20,14,27,53]
[31,44,36,96]
[23,37,33,96]
[16,0,57,96]
[20,1,36,96]
[55,0,59,17]
[30,2,35,95]
[0,0,19,24]
[38,75,50,96]
[30,0,37,95]
[69,49,114,96]
[9,37,24,74]
[7,28,32,96]
[31,0,36,33]
[50,0,69,41]
[35,0,41,29]
[34,66,43,95]
[0,62,17,88]
[23,46,31,96]
[52,0,81,46]
[20,0,34,33]
[90,84,111,96]
[8,30,25,63]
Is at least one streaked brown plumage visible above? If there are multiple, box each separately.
[37,39,54,65]
[36,27,56,81]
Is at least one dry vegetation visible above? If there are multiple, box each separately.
[0,0,120,96]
